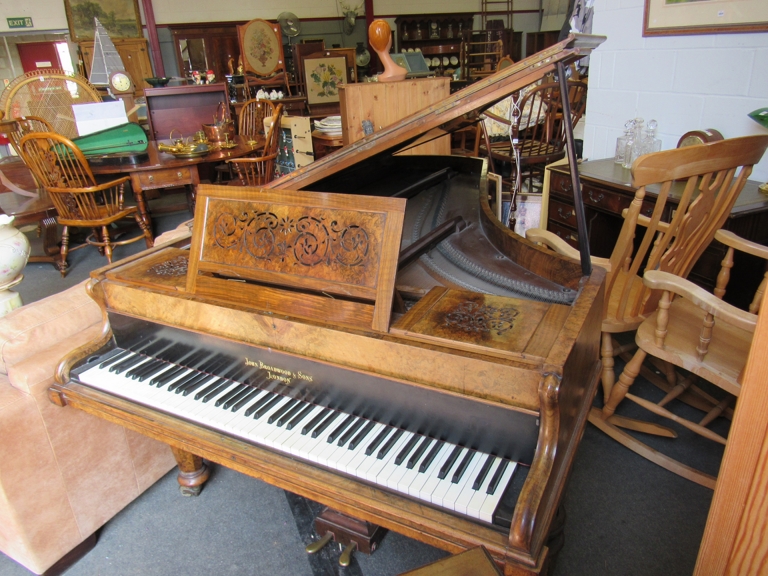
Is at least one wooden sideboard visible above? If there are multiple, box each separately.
[546,158,768,309]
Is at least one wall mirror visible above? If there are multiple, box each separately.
[179,38,208,74]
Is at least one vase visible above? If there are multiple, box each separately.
[0,215,31,316]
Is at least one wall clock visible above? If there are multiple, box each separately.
[109,70,135,95]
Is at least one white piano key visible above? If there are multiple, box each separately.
[443,451,484,512]
[466,457,501,519]
[430,447,467,507]
[372,431,413,484]
[408,443,453,499]
[478,461,517,523]
[338,422,386,475]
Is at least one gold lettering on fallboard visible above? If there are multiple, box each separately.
[243,358,314,385]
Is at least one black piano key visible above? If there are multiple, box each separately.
[196,353,227,373]
[407,437,433,470]
[176,372,214,394]
[169,370,205,392]
[151,365,185,387]
[451,450,475,484]
[128,359,165,380]
[196,377,229,401]
[420,440,445,473]
[327,414,357,444]
[230,388,260,412]
[438,446,463,480]
[216,384,247,407]
[286,403,315,430]
[157,343,193,363]
[110,354,145,374]
[348,420,376,450]
[223,385,256,409]
[301,407,331,435]
[377,428,404,460]
[366,427,392,456]
[473,454,496,490]
[395,434,420,465]
[181,374,215,397]
[311,411,340,439]
[136,361,175,382]
[268,398,300,424]
[182,351,209,369]
[253,395,284,419]
[338,416,366,447]
[201,379,231,403]
[486,459,509,495]
[243,392,276,417]
[277,399,309,427]
[99,349,130,369]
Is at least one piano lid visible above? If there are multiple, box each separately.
[266,34,605,192]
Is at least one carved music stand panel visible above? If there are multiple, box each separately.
[187,184,405,332]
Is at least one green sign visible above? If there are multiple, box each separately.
[7,17,33,29]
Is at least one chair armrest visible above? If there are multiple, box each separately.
[715,229,768,260]
[526,228,612,271]
[643,270,757,333]
[50,176,131,194]
[483,110,511,126]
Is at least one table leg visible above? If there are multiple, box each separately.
[129,174,152,231]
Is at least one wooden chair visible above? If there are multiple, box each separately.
[593,230,767,488]
[227,104,284,186]
[238,98,278,139]
[475,80,588,195]
[526,135,768,486]
[17,132,153,276]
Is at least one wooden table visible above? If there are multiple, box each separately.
[0,158,61,270]
[90,135,263,232]
[311,130,344,160]
[546,158,768,308]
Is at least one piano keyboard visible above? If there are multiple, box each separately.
[73,341,518,526]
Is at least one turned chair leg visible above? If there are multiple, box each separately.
[101,226,113,263]
[135,214,154,247]
[600,332,615,400]
[602,347,647,419]
[59,225,70,277]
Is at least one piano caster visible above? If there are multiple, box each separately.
[171,447,210,497]
[306,507,387,566]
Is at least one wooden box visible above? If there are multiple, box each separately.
[339,78,450,155]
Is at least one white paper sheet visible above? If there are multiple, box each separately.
[72,101,128,136]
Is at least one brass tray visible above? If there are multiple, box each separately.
[170,148,210,159]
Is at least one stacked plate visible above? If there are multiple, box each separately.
[315,116,343,136]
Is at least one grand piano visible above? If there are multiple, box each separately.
[50,34,606,574]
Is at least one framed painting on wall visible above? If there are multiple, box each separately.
[303,56,348,105]
[64,0,142,42]
[643,0,768,36]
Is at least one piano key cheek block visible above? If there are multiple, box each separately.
[51,33,607,575]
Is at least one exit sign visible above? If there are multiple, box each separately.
[7,17,33,29]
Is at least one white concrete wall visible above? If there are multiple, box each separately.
[585,0,768,182]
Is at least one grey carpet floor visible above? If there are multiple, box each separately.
[1,202,721,575]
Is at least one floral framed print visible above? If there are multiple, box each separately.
[64,0,142,42]
[643,0,768,36]
[303,56,348,105]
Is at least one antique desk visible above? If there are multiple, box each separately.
[90,135,263,233]
[546,158,768,308]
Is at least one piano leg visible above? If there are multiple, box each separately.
[170,446,210,497]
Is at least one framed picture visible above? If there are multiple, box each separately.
[238,19,285,76]
[303,56,348,105]
[643,0,768,36]
[64,0,142,42]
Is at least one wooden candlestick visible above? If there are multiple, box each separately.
[369,20,407,83]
